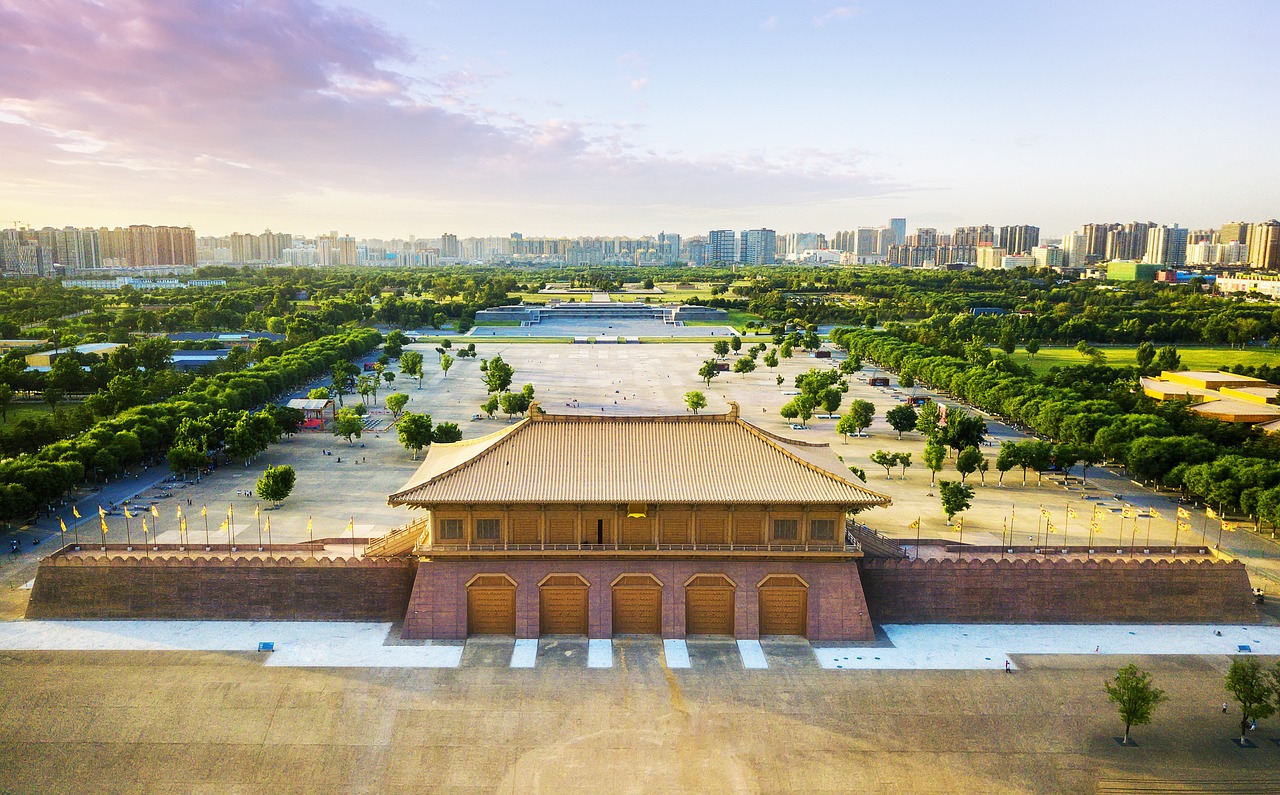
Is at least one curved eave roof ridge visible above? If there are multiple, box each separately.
[387,418,530,503]
[733,418,891,506]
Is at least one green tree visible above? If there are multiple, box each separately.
[333,409,363,446]
[440,353,454,378]
[779,341,793,359]
[1225,658,1275,744]
[167,443,206,480]
[256,465,296,507]
[385,393,409,419]
[0,383,12,422]
[382,370,396,387]
[1025,339,1041,359]
[996,441,1020,485]
[923,441,946,486]
[1104,664,1167,746]
[896,452,912,479]
[481,394,499,418]
[684,391,707,414]
[870,450,897,479]
[397,412,433,459]
[846,399,875,433]
[330,361,359,406]
[433,421,462,443]
[1155,345,1181,372]
[43,386,65,413]
[956,446,984,484]
[1020,440,1054,485]
[938,480,974,524]
[500,389,531,420]
[482,354,515,394]
[763,349,779,369]
[886,404,918,439]
[998,327,1017,355]
[1135,341,1156,372]
[733,357,757,378]
[698,359,720,387]
[307,387,331,401]
[780,394,816,427]
[400,350,424,388]
[916,400,941,439]
[729,335,742,353]
[713,339,730,358]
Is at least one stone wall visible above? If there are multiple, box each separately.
[25,554,418,622]
[859,557,1257,624]
[402,559,873,642]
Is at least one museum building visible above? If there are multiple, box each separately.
[369,402,890,641]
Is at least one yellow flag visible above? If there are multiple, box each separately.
[72,506,81,519]
[220,519,228,531]
[1223,521,1237,532]
[1148,508,1161,520]
[201,505,208,517]
[176,506,183,519]
[180,517,187,534]
[141,518,148,536]
[151,505,160,518]
[1206,506,1218,519]
[1039,507,1050,519]
[265,517,271,533]
[1090,521,1101,531]
[306,516,313,533]
[100,517,108,534]
[908,518,920,530]
[254,504,261,518]
[59,518,68,533]
[1046,522,1056,534]
[1067,508,1078,519]
[1121,508,1133,519]
[955,517,963,531]
[1177,520,1191,532]
[123,506,133,519]
[98,505,106,518]
[1177,507,1190,519]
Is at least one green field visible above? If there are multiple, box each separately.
[0,402,55,428]
[473,320,522,327]
[995,345,1280,376]
[683,308,764,330]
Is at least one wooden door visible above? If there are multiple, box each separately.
[539,575,589,635]
[685,586,735,636]
[612,577,662,635]
[467,581,516,636]
[758,579,807,637]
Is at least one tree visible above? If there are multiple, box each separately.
[481,394,499,418]
[333,408,363,445]
[0,384,12,422]
[775,375,784,387]
[1077,444,1103,485]
[845,400,875,434]
[977,457,990,485]
[433,422,462,443]
[886,405,918,440]
[1155,345,1181,372]
[998,327,1017,355]
[939,409,986,456]
[684,391,707,414]
[167,443,206,480]
[500,389,531,420]
[938,480,973,524]
[397,412,433,459]
[698,359,720,387]
[923,441,946,486]
[916,400,941,439]
[733,357,757,378]
[713,339,730,358]
[956,446,983,484]
[729,335,742,353]
[896,452,912,479]
[870,450,897,480]
[1020,440,1054,485]
[307,387,330,401]
[996,441,1020,485]
[256,465,296,507]
[1104,664,1167,745]
[43,386,65,414]
[330,361,359,406]
[779,341,793,359]
[357,374,379,406]
[1135,341,1156,372]
[1225,658,1275,744]
[482,354,515,394]
[440,353,454,378]
[899,373,915,388]
[386,393,409,419]
[763,349,779,369]
[382,370,396,388]
[400,350,425,388]
[1025,339,1041,359]
[781,394,816,427]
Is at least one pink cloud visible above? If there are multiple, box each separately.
[0,0,896,227]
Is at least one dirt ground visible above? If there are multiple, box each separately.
[1,642,1278,794]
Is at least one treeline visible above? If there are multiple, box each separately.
[0,328,381,525]
[832,327,1280,528]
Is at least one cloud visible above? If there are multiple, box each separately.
[814,5,861,26]
[761,16,779,30]
[0,0,896,229]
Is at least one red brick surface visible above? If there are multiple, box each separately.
[25,555,417,622]
[859,557,1258,624]
[401,559,875,642]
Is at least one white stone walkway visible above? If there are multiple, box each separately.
[815,623,1280,670]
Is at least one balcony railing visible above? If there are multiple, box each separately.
[411,540,861,555]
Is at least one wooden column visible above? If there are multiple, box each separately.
[466,505,474,544]
[763,504,773,545]
[727,505,736,546]
[801,505,810,544]
[651,504,660,546]
[690,505,698,546]
[539,506,548,545]
[503,504,512,546]
[574,506,583,546]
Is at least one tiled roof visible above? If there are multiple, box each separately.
[388,403,890,508]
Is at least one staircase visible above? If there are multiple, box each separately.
[846,520,908,558]
[364,516,429,558]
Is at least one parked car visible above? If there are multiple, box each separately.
[789,424,806,430]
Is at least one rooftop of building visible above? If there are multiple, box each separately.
[389,402,890,508]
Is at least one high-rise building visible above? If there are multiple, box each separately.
[886,218,907,249]
[1142,225,1188,268]
[740,229,776,265]
[998,225,1039,255]
[657,231,681,263]
[440,233,460,259]
[1032,245,1064,270]
[952,225,995,247]
[976,246,1007,270]
[1219,221,1251,245]
[708,229,736,263]
[1081,223,1120,263]
[1247,221,1280,269]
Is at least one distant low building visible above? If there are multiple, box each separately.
[1141,371,1280,425]
[1106,261,1159,282]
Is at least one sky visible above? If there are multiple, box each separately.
[2,0,1279,239]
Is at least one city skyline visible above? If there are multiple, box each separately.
[3,0,1278,237]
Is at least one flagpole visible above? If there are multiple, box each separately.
[1064,505,1071,550]
[124,509,132,549]
[1000,519,1006,560]
[266,516,272,556]
[351,516,357,558]
[1173,515,1181,549]
[203,505,210,549]
[308,516,314,559]
[1201,508,1210,547]
[256,503,263,552]
[1145,513,1153,549]
[73,509,80,547]
[229,504,235,551]
[153,508,161,551]
[142,519,150,560]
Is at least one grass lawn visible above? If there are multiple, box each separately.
[473,320,522,327]
[0,402,55,428]
[683,308,763,330]
[995,345,1280,376]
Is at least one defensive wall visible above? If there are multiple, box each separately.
[859,557,1257,624]
[25,553,417,622]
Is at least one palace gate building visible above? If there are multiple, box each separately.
[367,402,890,641]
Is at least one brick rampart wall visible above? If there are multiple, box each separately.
[402,559,873,642]
[25,555,418,621]
[860,557,1257,624]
